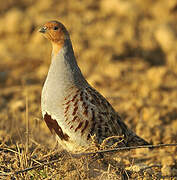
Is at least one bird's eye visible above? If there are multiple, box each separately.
[53,26,59,30]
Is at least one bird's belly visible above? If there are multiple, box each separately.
[42,108,90,153]
[41,81,64,115]
[41,85,91,153]
[55,134,89,153]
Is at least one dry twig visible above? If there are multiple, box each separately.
[0,143,177,176]
[79,143,177,156]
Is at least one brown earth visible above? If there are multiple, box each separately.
[0,0,177,179]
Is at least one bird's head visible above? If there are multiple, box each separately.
[39,21,69,54]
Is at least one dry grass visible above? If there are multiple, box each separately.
[0,0,177,179]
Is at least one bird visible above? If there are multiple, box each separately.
[39,20,150,153]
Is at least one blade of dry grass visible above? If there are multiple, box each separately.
[79,143,177,156]
[0,143,176,176]
[25,90,29,153]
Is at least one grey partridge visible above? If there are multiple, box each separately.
[39,21,150,153]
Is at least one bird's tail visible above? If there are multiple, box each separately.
[126,132,151,147]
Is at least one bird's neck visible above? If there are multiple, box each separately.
[52,41,64,56]
[47,39,87,90]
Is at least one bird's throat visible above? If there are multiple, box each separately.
[52,41,64,57]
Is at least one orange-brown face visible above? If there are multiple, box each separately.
[39,21,69,55]
[39,21,67,43]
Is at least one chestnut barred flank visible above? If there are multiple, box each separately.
[44,113,69,141]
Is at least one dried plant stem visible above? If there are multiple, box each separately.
[0,143,177,176]
[79,143,177,156]
[25,91,29,153]
[0,159,59,176]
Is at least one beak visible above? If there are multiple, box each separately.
[39,26,47,33]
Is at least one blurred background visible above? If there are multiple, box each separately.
[0,0,177,178]
[0,0,177,87]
